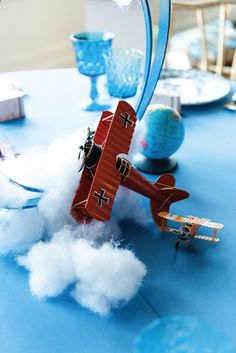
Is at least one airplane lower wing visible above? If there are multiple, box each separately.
[71,168,93,223]
[71,110,113,223]
[194,234,220,242]
[71,101,137,223]
[162,226,220,243]
[85,101,136,221]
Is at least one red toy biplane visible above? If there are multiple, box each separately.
[71,101,190,226]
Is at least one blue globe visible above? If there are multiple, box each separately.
[140,104,185,160]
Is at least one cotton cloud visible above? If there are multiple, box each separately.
[1,129,82,193]
[19,227,146,315]
[0,172,27,209]
[71,240,146,315]
[0,208,44,254]
[18,228,76,298]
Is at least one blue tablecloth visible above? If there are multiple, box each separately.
[0,69,235,353]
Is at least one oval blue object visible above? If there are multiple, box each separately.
[134,316,235,353]
[141,105,185,160]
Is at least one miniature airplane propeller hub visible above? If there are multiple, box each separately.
[78,133,102,171]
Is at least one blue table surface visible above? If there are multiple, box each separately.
[0,69,236,353]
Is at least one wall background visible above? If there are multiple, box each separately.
[1,0,232,72]
[85,0,146,52]
[85,0,220,53]
[0,0,85,71]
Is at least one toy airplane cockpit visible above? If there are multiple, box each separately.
[70,101,189,224]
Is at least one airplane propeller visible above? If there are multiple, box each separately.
[78,128,95,172]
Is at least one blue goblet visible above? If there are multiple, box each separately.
[71,31,114,112]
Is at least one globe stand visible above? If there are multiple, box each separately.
[135,155,177,174]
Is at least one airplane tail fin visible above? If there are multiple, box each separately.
[150,174,189,229]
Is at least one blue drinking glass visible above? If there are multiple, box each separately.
[104,48,143,99]
[71,32,114,111]
[134,316,235,353]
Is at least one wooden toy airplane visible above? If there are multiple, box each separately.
[71,101,190,224]
[158,211,224,243]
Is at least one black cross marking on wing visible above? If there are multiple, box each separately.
[93,188,110,207]
[120,113,134,128]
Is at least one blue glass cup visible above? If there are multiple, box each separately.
[104,48,143,99]
[134,316,235,353]
[71,32,114,111]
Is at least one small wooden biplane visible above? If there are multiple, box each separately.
[158,211,224,243]
[70,101,190,224]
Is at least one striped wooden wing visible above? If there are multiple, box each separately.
[71,168,93,223]
[70,111,113,223]
[162,226,220,243]
[158,212,223,230]
[193,234,220,242]
[85,101,136,221]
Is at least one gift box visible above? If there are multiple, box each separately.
[0,78,25,122]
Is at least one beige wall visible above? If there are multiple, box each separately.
[85,0,146,52]
[0,0,85,71]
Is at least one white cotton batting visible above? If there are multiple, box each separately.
[0,171,27,209]
[71,240,147,315]
[18,228,76,298]
[18,226,146,315]
[0,208,45,254]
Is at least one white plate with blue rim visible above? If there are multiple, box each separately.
[155,69,231,106]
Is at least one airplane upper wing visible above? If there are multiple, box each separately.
[158,211,223,230]
[85,101,136,221]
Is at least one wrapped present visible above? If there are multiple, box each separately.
[0,141,18,159]
[0,77,25,122]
